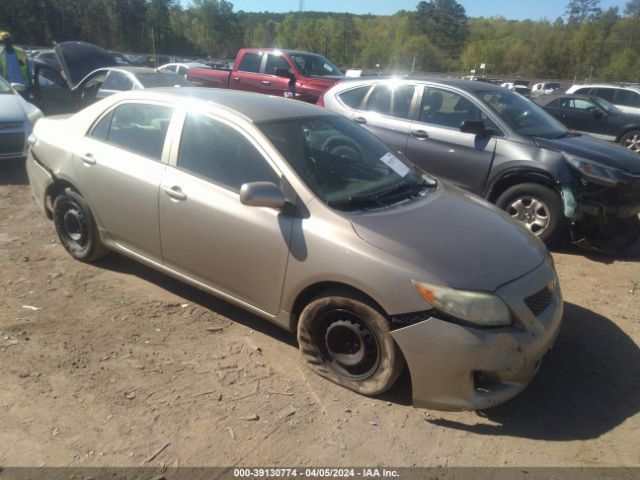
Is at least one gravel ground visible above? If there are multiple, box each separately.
[1,158,639,468]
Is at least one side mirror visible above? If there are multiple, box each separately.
[274,67,294,79]
[594,109,606,118]
[11,83,26,93]
[240,182,287,209]
[460,120,492,136]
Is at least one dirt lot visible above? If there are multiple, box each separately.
[1,158,639,469]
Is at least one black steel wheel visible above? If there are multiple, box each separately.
[297,291,404,396]
[53,189,108,262]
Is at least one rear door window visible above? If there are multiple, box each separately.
[365,85,392,115]
[613,89,640,108]
[101,71,133,91]
[102,103,174,160]
[177,113,279,191]
[238,53,262,73]
[592,88,615,102]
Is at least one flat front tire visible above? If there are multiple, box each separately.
[496,183,565,244]
[53,189,108,262]
[297,292,404,396]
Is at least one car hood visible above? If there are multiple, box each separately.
[535,134,640,174]
[348,183,546,292]
[54,41,117,89]
[0,94,27,123]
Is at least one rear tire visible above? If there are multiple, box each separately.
[495,183,565,244]
[620,130,640,154]
[53,189,109,262]
[297,291,404,396]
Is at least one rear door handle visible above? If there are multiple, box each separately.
[411,130,429,139]
[80,153,96,165]
[162,186,187,201]
[261,80,271,86]
[353,116,367,124]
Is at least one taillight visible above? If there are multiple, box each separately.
[316,94,325,107]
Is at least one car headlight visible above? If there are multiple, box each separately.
[563,152,622,185]
[413,280,511,327]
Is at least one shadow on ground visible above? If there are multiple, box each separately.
[428,302,640,440]
[95,252,298,348]
[0,158,28,186]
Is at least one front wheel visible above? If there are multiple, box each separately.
[620,130,640,154]
[495,183,566,244]
[53,189,109,262]
[297,292,404,396]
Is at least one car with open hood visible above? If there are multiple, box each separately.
[32,41,191,115]
[26,88,562,410]
[319,77,640,253]
[0,77,43,161]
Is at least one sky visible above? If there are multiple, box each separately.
[211,0,630,20]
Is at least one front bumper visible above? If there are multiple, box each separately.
[391,261,563,411]
[26,151,54,217]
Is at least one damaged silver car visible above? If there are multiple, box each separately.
[26,88,563,410]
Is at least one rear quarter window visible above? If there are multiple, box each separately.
[337,86,371,109]
[238,53,262,73]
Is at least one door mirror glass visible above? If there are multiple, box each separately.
[460,120,491,136]
[240,182,286,209]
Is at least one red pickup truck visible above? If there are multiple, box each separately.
[187,48,345,103]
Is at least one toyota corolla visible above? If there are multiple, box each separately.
[26,88,563,410]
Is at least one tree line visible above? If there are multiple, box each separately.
[2,0,639,81]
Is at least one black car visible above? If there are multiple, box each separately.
[32,41,190,115]
[535,93,640,154]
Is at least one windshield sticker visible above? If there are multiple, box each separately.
[323,63,332,72]
[380,152,410,177]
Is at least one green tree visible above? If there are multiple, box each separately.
[565,0,602,25]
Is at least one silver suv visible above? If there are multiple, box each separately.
[320,78,640,251]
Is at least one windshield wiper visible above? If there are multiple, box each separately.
[328,178,433,210]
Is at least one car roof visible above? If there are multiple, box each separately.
[346,76,508,94]
[571,83,640,91]
[124,88,334,123]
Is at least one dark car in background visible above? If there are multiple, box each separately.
[320,78,640,252]
[32,41,190,114]
[535,93,640,154]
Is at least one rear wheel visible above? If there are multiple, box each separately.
[53,189,108,262]
[297,291,404,396]
[496,183,565,244]
[620,130,640,154]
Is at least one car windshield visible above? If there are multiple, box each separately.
[135,72,191,88]
[258,116,433,210]
[479,89,568,138]
[289,53,343,78]
[0,77,11,94]
[592,97,620,113]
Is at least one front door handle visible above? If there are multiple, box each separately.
[80,153,96,165]
[261,80,271,86]
[162,186,187,201]
[411,130,429,139]
[353,116,367,124]
[232,77,240,82]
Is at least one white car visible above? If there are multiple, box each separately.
[0,77,43,161]
[531,82,562,97]
[566,83,640,115]
[157,62,210,78]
